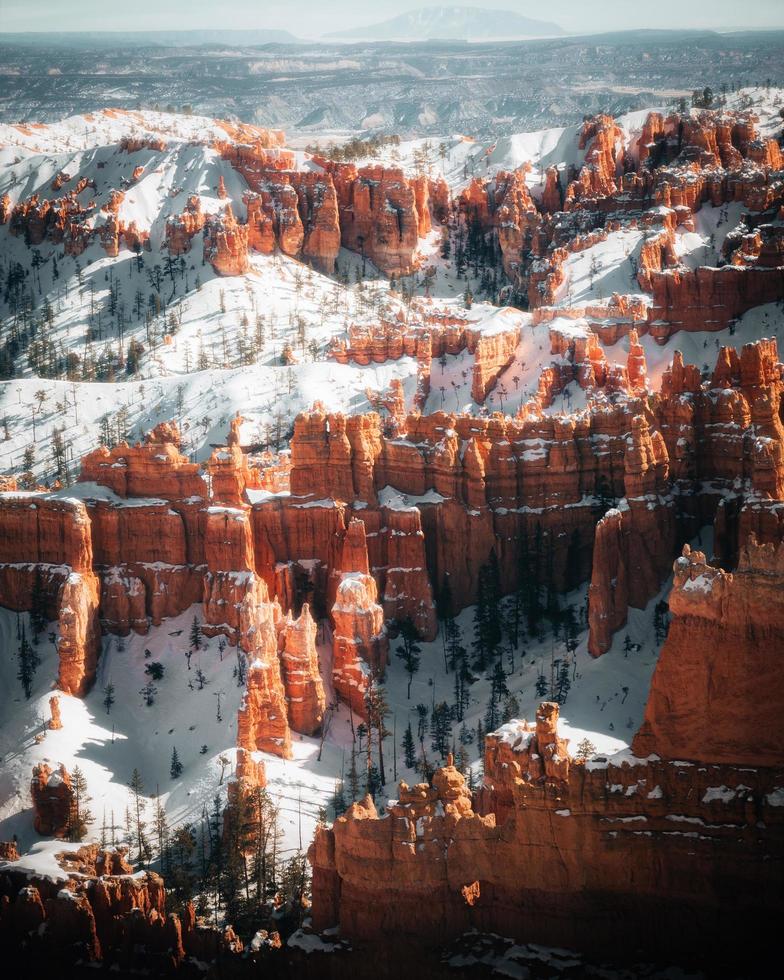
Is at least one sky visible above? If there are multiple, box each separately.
[2,0,783,38]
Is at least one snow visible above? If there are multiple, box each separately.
[766,789,784,808]
[0,840,88,883]
[377,486,446,510]
[556,229,647,308]
[287,929,340,953]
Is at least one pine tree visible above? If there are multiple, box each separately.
[473,551,502,671]
[364,681,390,786]
[575,738,597,762]
[170,746,184,779]
[365,763,382,797]
[189,616,202,653]
[103,682,115,715]
[67,766,94,842]
[140,680,157,705]
[17,625,40,699]
[278,851,310,929]
[127,769,149,866]
[502,693,520,723]
[654,599,670,645]
[347,742,360,801]
[429,702,452,760]
[535,669,549,698]
[29,568,47,640]
[395,619,421,699]
[402,721,416,769]
[556,659,571,704]
[331,780,346,818]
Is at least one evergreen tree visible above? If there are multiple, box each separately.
[654,599,670,645]
[473,551,502,671]
[436,575,454,672]
[17,625,40,699]
[140,680,157,706]
[189,616,202,653]
[556,659,571,704]
[145,660,165,680]
[128,768,149,866]
[347,742,360,801]
[429,702,452,760]
[502,693,520,724]
[152,791,169,871]
[402,721,416,769]
[364,681,390,786]
[575,738,597,762]
[365,763,382,797]
[395,619,421,699]
[278,851,310,930]
[535,668,549,698]
[67,766,94,842]
[103,682,115,715]
[170,746,184,779]
[29,568,47,640]
[330,780,346,818]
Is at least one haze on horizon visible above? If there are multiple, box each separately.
[2,0,783,38]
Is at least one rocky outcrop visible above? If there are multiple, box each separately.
[540,166,563,213]
[244,171,341,274]
[330,309,521,406]
[311,700,784,969]
[164,195,205,254]
[279,602,326,736]
[0,840,19,861]
[0,495,101,694]
[588,337,784,654]
[236,575,292,759]
[331,520,388,716]
[633,538,784,766]
[459,169,539,286]
[30,763,74,837]
[565,115,623,209]
[648,264,784,339]
[48,695,62,730]
[321,162,424,276]
[57,570,101,695]
[0,850,249,971]
[203,205,250,276]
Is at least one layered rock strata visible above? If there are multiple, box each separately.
[310,700,784,969]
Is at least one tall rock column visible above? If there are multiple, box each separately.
[57,570,101,697]
[331,519,389,716]
[235,576,292,759]
[280,603,326,736]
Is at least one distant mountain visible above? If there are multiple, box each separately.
[0,29,301,48]
[325,6,564,41]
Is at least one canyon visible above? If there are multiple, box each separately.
[0,91,783,974]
